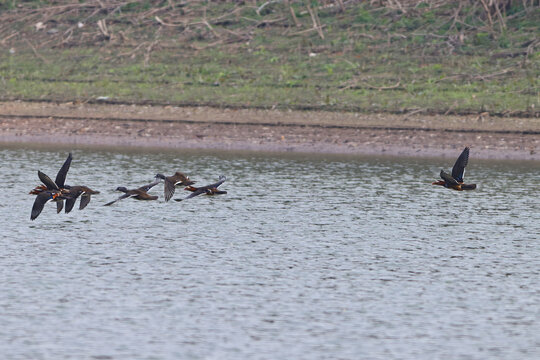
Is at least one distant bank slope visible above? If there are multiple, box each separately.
[0,1,538,117]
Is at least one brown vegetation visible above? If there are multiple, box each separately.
[1,1,538,52]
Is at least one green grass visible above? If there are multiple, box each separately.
[0,1,538,116]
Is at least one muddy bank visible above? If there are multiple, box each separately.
[0,101,538,160]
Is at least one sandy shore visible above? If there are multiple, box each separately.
[0,101,538,160]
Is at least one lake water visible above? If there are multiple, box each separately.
[1,145,539,360]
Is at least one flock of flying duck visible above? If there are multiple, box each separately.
[29,147,475,220]
[29,153,227,220]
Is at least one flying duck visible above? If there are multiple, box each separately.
[155,172,195,202]
[62,186,100,213]
[176,175,227,201]
[31,190,65,220]
[30,153,72,213]
[432,147,476,190]
[33,170,66,213]
[29,152,72,194]
[104,180,160,206]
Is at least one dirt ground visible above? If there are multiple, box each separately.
[0,101,538,160]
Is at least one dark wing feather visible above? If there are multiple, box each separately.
[56,200,64,214]
[451,147,469,183]
[138,179,161,192]
[164,179,175,202]
[210,176,226,189]
[38,171,59,190]
[65,197,77,213]
[173,172,194,186]
[104,193,131,206]
[199,176,226,192]
[79,193,91,210]
[31,192,51,220]
[178,188,206,201]
[55,153,72,188]
[440,170,459,186]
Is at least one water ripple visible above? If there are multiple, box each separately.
[1,147,539,360]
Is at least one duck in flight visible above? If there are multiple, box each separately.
[155,171,195,202]
[104,180,160,206]
[31,153,99,213]
[31,190,66,220]
[29,153,72,213]
[432,147,476,191]
[175,175,227,201]
[63,186,100,213]
[29,152,72,195]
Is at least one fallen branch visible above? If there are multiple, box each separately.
[289,24,327,37]
[491,50,528,59]
[478,0,494,31]
[256,0,282,16]
[202,7,220,39]
[306,3,324,40]
[340,81,401,91]
[190,39,224,51]
[336,0,345,12]
[202,18,221,38]
[437,67,515,82]
[155,16,186,28]
[144,39,159,67]
[24,38,50,64]
[473,68,514,81]
[118,41,147,57]
[404,108,426,118]
[0,31,19,45]
[286,0,301,28]
[97,19,112,40]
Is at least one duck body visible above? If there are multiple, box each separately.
[104,180,160,206]
[62,186,100,213]
[176,175,227,201]
[155,172,195,202]
[432,147,476,191]
[184,185,227,196]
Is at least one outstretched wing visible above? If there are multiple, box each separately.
[56,200,64,214]
[104,193,131,206]
[440,170,459,186]
[201,176,226,191]
[209,175,226,189]
[38,171,59,190]
[79,193,92,210]
[180,188,206,201]
[451,147,469,183]
[138,179,161,193]
[173,172,195,186]
[164,179,175,202]
[65,196,80,213]
[31,192,52,220]
[55,153,72,188]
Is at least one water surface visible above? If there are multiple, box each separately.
[1,145,539,360]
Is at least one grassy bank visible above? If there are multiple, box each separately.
[0,1,538,116]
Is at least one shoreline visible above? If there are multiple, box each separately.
[0,101,538,160]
